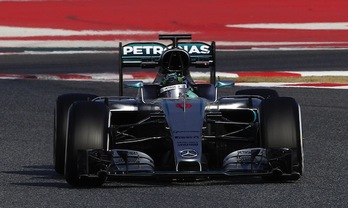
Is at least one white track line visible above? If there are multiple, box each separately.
[2,25,348,49]
[226,22,348,30]
[292,71,348,76]
[0,26,178,37]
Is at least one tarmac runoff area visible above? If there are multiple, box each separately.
[1,71,348,89]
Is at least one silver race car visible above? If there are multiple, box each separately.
[54,34,303,186]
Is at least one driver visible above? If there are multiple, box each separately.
[154,48,198,98]
[159,72,198,98]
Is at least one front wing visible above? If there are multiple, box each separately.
[77,147,300,180]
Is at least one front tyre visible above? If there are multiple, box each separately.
[54,93,98,174]
[260,97,303,181]
[65,101,108,187]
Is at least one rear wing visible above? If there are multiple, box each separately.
[118,34,216,95]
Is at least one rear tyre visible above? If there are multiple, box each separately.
[54,93,98,174]
[259,97,303,181]
[65,101,108,187]
[236,88,279,99]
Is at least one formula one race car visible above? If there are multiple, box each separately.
[54,34,303,186]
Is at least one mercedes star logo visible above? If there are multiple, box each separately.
[180,149,198,158]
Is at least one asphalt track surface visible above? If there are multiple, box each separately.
[2,50,348,74]
[0,51,347,207]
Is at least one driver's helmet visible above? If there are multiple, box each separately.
[159,72,188,98]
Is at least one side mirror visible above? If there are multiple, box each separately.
[216,80,235,88]
[124,81,144,88]
[214,80,235,101]
[124,81,148,103]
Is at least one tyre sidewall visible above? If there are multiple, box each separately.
[260,97,303,175]
[64,101,108,186]
[54,93,97,174]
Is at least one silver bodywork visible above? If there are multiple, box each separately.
[67,35,302,183]
[83,88,277,178]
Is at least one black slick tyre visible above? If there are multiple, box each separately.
[54,93,97,174]
[259,97,303,180]
[236,88,279,99]
[64,101,108,187]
